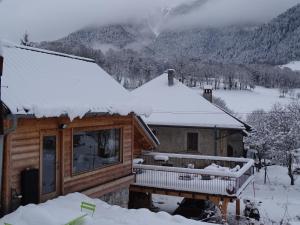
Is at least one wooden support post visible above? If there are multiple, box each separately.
[236,198,241,219]
[219,198,229,222]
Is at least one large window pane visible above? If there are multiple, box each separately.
[73,128,121,174]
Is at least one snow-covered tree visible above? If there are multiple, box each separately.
[246,102,300,185]
[245,110,271,171]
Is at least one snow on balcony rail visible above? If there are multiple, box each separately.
[133,153,254,196]
[144,152,252,163]
[140,152,254,178]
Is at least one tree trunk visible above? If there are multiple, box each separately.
[288,153,295,185]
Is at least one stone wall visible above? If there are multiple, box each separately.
[100,187,129,208]
[150,126,244,157]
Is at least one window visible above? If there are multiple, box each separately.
[73,128,121,174]
[187,132,198,152]
[42,136,57,194]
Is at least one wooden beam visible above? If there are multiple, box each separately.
[130,185,235,201]
[236,198,241,219]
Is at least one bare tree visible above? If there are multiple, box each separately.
[20,31,33,47]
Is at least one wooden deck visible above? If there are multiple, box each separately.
[131,153,255,220]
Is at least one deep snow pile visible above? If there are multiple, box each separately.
[0,193,214,225]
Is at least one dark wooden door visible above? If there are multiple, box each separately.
[187,132,198,152]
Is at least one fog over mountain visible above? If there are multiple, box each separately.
[34,3,300,90]
[0,0,299,42]
[162,0,300,30]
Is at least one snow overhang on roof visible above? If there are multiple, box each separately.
[131,73,246,130]
[1,42,152,120]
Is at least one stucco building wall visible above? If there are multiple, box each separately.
[150,125,244,157]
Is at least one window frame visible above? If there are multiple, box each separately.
[39,130,60,202]
[71,125,123,176]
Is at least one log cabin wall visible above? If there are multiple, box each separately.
[2,115,135,213]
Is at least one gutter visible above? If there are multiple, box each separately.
[135,115,160,148]
[213,104,252,132]
[0,54,4,212]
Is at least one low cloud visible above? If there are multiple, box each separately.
[0,0,299,42]
[163,0,300,30]
[0,0,187,42]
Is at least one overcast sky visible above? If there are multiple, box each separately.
[0,0,299,43]
[164,0,300,30]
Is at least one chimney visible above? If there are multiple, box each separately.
[203,85,213,103]
[168,69,175,86]
[0,55,3,77]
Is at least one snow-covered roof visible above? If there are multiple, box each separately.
[132,73,245,129]
[203,84,213,89]
[281,61,300,71]
[1,42,151,119]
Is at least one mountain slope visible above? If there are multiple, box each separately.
[39,3,300,65]
[151,3,300,64]
[51,22,156,53]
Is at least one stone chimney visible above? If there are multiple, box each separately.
[168,69,175,86]
[203,85,213,102]
[0,55,3,76]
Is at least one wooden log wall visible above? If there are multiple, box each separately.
[2,115,136,212]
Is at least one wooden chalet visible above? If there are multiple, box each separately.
[0,43,158,214]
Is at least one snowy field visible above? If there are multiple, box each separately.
[192,86,300,118]
[153,166,300,225]
[282,61,300,71]
[0,193,214,225]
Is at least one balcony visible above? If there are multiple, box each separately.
[133,152,254,197]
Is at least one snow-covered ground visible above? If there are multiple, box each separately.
[228,165,300,225]
[0,193,214,225]
[153,165,300,225]
[192,86,300,118]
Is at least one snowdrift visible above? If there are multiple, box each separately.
[0,193,214,225]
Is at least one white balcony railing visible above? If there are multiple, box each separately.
[133,153,255,197]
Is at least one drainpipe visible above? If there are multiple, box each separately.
[0,53,4,211]
[214,126,217,156]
